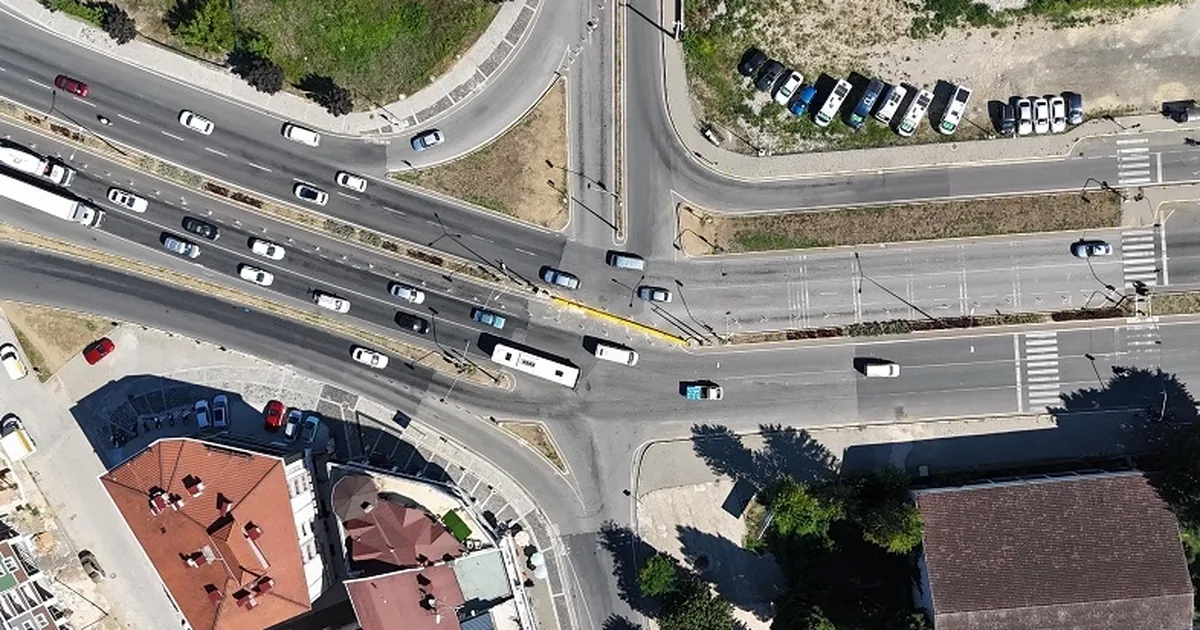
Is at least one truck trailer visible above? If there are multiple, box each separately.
[0,146,76,186]
[0,170,103,227]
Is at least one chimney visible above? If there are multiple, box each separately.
[204,585,223,606]
[244,523,263,541]
[168,494,186,511]
[360,500,375,514]
[240,594,258,610]
[149,492,168,515]
[184,554,199,568]
[217,495,233,517]
[184,476,205,498]
[254,577,275,595]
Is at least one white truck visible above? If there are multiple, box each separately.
[0,146,76,186]
[0,170,104,227]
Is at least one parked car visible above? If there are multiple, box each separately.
[471,307,507,330]
[540,266,580,290]
[395,312,430,335]
[937,85,972,135]
[774,71,803,106]
[194,399,210,429]
[755,60,784,92]
[212,394,228,428]
[238,264,274,287]
[411,129,444,151]
[178,110,214,135]
[78,550,104,582]
[1015,97,1033,136]
[737,47,767,77]
[388,282,426,304]
[182,216,220,241]
[848,78,886,130]
[788,86,818,116]
[250,238,285,260]
[83,337,114,365]
[55,75,88,97]
[163,235,200,258]
[294,183,328,206]
[107,188,148,213]
[1066,92,1084,125]
[283,408,301,441]
[301,415,320,443]
[336,171,368,192]
[897,89,934,137]
[637,286,673,303]
[0,344,27,381]
[814,79,852,128]
[1049,95,1067,133]
[1071,239,1113,258]
[1033,97,1051,134]
[264,400,285,432]
[313,291,350,313]
[282,123,320,146]
[352,346,389,369]
[874,84,907,124]
[863,360,901,378]
[998,102,1016,136]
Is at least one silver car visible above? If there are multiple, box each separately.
[540,266,580,290]
[388,282,426,304]
[163,235,200,258]
[637,286,673,303]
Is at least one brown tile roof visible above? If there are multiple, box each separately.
[99,438,311,630]
[345,565,465,630]
[331,475,463,570]
[915,472,1194,630]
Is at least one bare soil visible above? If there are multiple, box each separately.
[2,303,113,380]
[500,421,566,473]
[397,81,569,230]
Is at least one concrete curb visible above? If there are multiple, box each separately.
[551,297,688,345]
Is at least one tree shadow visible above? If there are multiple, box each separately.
[676,525,784,621]
[298,73,338,99]
[597,520,661,615]
[601,615,643,630]
[692,424,839,491]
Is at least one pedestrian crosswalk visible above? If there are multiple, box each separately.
[1124,318,1162,357]
[1116,138,1153,186]
[1022,331,1061,410]
[1121,227,1160,288]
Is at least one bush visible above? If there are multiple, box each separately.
[234,56,285,94]
[45,0,105,25]
[637,554,677,599]
[316,84,354,117]
[101,5,137,44]
[170,0,235,53]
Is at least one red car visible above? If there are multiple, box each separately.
[83,338,114,365]
[263,400,285,432]
[54,75,88,97]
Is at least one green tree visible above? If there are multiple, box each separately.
[772,598,837,630]
[846,467,923,554]
[638,553,677,598]
[1156,423,1200,529]
[770,478,845,539]
[172,0,234,53]
[659,578,734,630]
[101,5,137,44]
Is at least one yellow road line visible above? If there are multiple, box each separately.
[552,297,687,345]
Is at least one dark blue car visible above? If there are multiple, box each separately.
[788,86,818,116]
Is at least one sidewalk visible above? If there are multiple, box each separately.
[0,0,541,137]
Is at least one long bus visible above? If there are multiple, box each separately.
[489,343,579,388]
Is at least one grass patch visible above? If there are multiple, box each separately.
[1150,292,1200,316]
[42,0,106,25]
[396,81,568,229]
[3,303,113,381]
[441,510,472,542]
[687,193,1122,254]
[500,421,566,473]
[742,495,769,553]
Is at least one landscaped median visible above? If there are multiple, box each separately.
[0,223,507,388]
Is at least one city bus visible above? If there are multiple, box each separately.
[489,344,579,388]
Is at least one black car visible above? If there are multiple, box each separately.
[182,216,220,241]
[737,47,767,77]
[998,103,1015,136]
[395,312,430,334]
[755,60,784,92]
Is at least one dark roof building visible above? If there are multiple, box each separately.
[914,471,1194,630]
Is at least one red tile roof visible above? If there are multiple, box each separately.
[345,566,465,630]
[332,475,464,570]
[915,472,1194,630]
[100,438,311,630]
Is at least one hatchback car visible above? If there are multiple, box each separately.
[83,337,114,365]
[1033,97,1051,134]
[163,235,200,258]
[194,399,210,429]
[301,415,320,443]
[55,75,88,97]
[238,264,274,286]
[411,129,445,151]
[283,408,301,441]
[263,400,285,432]
[755,60,784,92]
[637,286,673,303]
[212,394,228,428]
[1015,97,1033,136]
[178,110,214,135]
[182,216,220,240]
[294,183,328,206]
[788,86,818,116]
[314,291,350,313]
[388,282,426,304]
[396,312,430,334]
[1071,239,1113,258]
[774,71,803,106]
[737,47,767,77]
[107,188,148,213]
[470,307,507,330]
[250,238,285,260]
[78,550,104,582]
[336,171,367,192]
[1049,95,1067,133]
[540,266,580,290]
[352,346,389,369]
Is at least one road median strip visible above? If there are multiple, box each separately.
[0,222,508,388]
[551,297,688,345]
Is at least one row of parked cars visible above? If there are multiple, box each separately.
[999,93,1083,136]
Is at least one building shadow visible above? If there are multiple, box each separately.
[597,520,663,615]
[676,525,784,620]
[691,424,838,491]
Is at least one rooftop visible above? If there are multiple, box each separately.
[346,565,466,630]
[332,474,465,573]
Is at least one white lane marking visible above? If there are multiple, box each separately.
[1117,146,1149,154]
[75,98,96,108]
[161,130,186,141]
[514,247,537,257]
[1115,137,1149,145]
[117,113,141,124]
[204,147,228,157]
[1161,223,1170,286]
[248,162,271,172]
[1157,152,1163,183]
[337,192,360,201]
[1014,334,1023,414]
[26,78,51,90]
[472,234,495,244]
[382,206,406,216]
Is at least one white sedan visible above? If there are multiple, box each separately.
[352,346,389,369]
[107,188,148,213]
[336,171,368,192]
[773,71,803,106]
[238,264,274,286]
[1032,97,1051,134]
[1015,98,1033,136]
[388,282,426,304]
[178,110,214,135]
[294,183,329,206]
[250,238,285,260]
[1049,95,1067,134]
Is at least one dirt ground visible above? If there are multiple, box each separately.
[2,303,113,380]
[397,81,569,230]
[680,193,1122,254]
[500,421,566,473]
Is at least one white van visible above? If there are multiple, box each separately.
[594,343,639,366]
[897,89,934,137]
[606,251,645,271]
[874,84,908,124]
[313,291,350,313]
[0,416,35,462]
[0,344,27,381]
[282,123,321,147]
[937,85,972,135]
[864,361,901,378]
[814,79,852,128]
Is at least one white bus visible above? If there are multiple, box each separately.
[490,344,579,388]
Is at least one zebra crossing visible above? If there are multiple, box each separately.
[1021,331,1061,410]
[1121,227,1160,288]
[1116,138,1154,186]
[1124,317,1162,357]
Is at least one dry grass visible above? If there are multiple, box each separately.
[397,81,569,230]
[500,421,566,473]
[1150,291,1200,315]
[683,193,1123,254]
[2,303,113,380]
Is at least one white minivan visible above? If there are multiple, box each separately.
[594,342,639,366]
[282,123,321,147]
[897,89,934,137]
[874,84,908,124]
[864,361,901,378]
[937,85,972,135]
[814,79,852,128]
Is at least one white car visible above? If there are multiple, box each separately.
[388,282,426,304]
[211,394,228,428]
[194,399,210,428]
[1071,239,1113,258]
[284,409,301,442]
[897,89,933,137]
[178,110,214,135]
[294,183,328,206]
[1015,98,1033,136]
[411,129,444,151]
[1049,95,1067,133]
[238,264,274,287]
[283,123,320,147]
[314,291,350,313]
[250,238,285,260]
[1033,97,1051,134]
[937,85,971,135]
[874,84,907,124]
[773,71,803,106]
[352,346,389,369]
[163,235,200,258]
[814,79,852,128]
[107,188,148,213]
[336,171,367,192]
